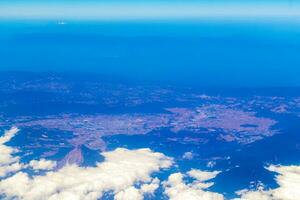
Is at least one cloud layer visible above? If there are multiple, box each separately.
[0,127,300,200]
[0,128,173,200]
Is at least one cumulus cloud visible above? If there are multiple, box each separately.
[163,163,300,200]
[140,177,160,195]
[187,169,220,183]
[114,177,160,200]
[235,165,300,200]
[0,128,173,200]
[1,127,300,200]
[115,187,143,200]
[163,169,224,200]
[235,189,273,200]
[0,127,23,177]
[28,159,56,171]
[0,148,172,200]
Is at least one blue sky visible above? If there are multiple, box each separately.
[1,0,300,21]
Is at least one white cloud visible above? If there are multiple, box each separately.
[115,187,143,200]
[114,177,160,200]
[235,190,273,200]
[268,165,300,200]
[0,147,173,200]
[182,152,194,160]
[0,127,56,177]
[1,127,300,200]
[0,127,19,145]
[235,165,300,200]
[163,169,224,200]
[187,169,220,183]
[206,161,216,168]
[0,162,23,179]
[163,163,300,200]
[0,127,23,177]
[140,177,160,195]
[28,159,56,171]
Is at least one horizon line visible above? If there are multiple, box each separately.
[1,2,300,21]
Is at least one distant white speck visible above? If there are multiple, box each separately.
[207,161,216,168]
[58,21,66,25]
[182,152,193,160]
